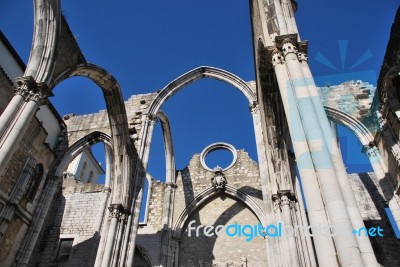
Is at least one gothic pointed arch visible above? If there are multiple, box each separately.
[147,66,257,117]
[49,63,136,206]
[49,131,113,185]
[324,106,374,146]
[172,185,266,239]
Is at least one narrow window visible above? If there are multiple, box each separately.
[56,238,74,262]
[25,164,43,202]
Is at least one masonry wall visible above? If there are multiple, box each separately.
[63,93,158,148]
[0,113,56,266]
[28,177,107,267]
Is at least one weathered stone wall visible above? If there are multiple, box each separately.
[172,149,264,229]
[0,115,56,266]
[179,196,267,266]
[28,177,107,267]
[63,93,158,147]
[319,81,376,124]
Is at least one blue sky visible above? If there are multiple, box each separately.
[0,0,399,182]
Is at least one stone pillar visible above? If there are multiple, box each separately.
[271,49,338,266]
[250,103,282,267]
[101,204,124,267]
[0,77,52,178]
[272,190,300,267]
[298,50,378,265]
[124,115,157,266]
[0,77,32,140]
[279,37,363,266]
[160,182,176,266]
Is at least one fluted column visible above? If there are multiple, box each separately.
[271,49,338,266]
[101,204,124,267]
[251,103,282,267]
[273,190,300,267]
[279,37,363,266]
[298,51,378,266]
[0,77,52,178]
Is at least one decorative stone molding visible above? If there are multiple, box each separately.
[272,190,297,212]
[108,204,124,219]
[14,76,53,105]
[297,51,308,62]
[271,49,285,66]
[200,142,238,172]
[211,168,227,191]
[249,101,259,114]
[281,38,298,57]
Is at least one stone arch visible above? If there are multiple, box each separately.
[157,111,176,184]
[50,131,113,187]
[25,0,61,83]
[172,185,266,239]
[324,106,374,146]
[49,63,136,206]
[134,244,153,266]
[147,66,257,117]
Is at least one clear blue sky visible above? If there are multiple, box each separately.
[0,0,399,182]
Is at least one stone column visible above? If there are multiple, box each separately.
[124,115,157,266]
[0,77,33,140]
[272,190,300,267]
[298,50,378,265]
[101,204,124,267]
[160,182,176,266]
[251,103,282,267]
[0,77,52,178]
[280,37,363,266]
[271,49,338,266]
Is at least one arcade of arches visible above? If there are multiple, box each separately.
[0,1,399,267]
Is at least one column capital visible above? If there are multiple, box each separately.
[270,49,285,67]
[272,190,297,212]
[362,144,378,158]
[297,51,308,62]
[108,204,125,219]
[249,101,260,114]
[14,76,53,105]
[281,39,298,57]
[146,114,158,125]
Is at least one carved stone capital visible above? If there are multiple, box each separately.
[281,39,298,57]
[146,114,158,125]
[28,82,53,105]
[362,144,378,158]
[108,204,124,219]
[271,49,285,66]
[14,76,53,104]
[249,101,259,114]
[14,76,36,98]
[272,190,297,212]
[297,51,308,62]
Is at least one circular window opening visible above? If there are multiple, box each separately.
[205,148,234,170]
[200,143,237,171]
